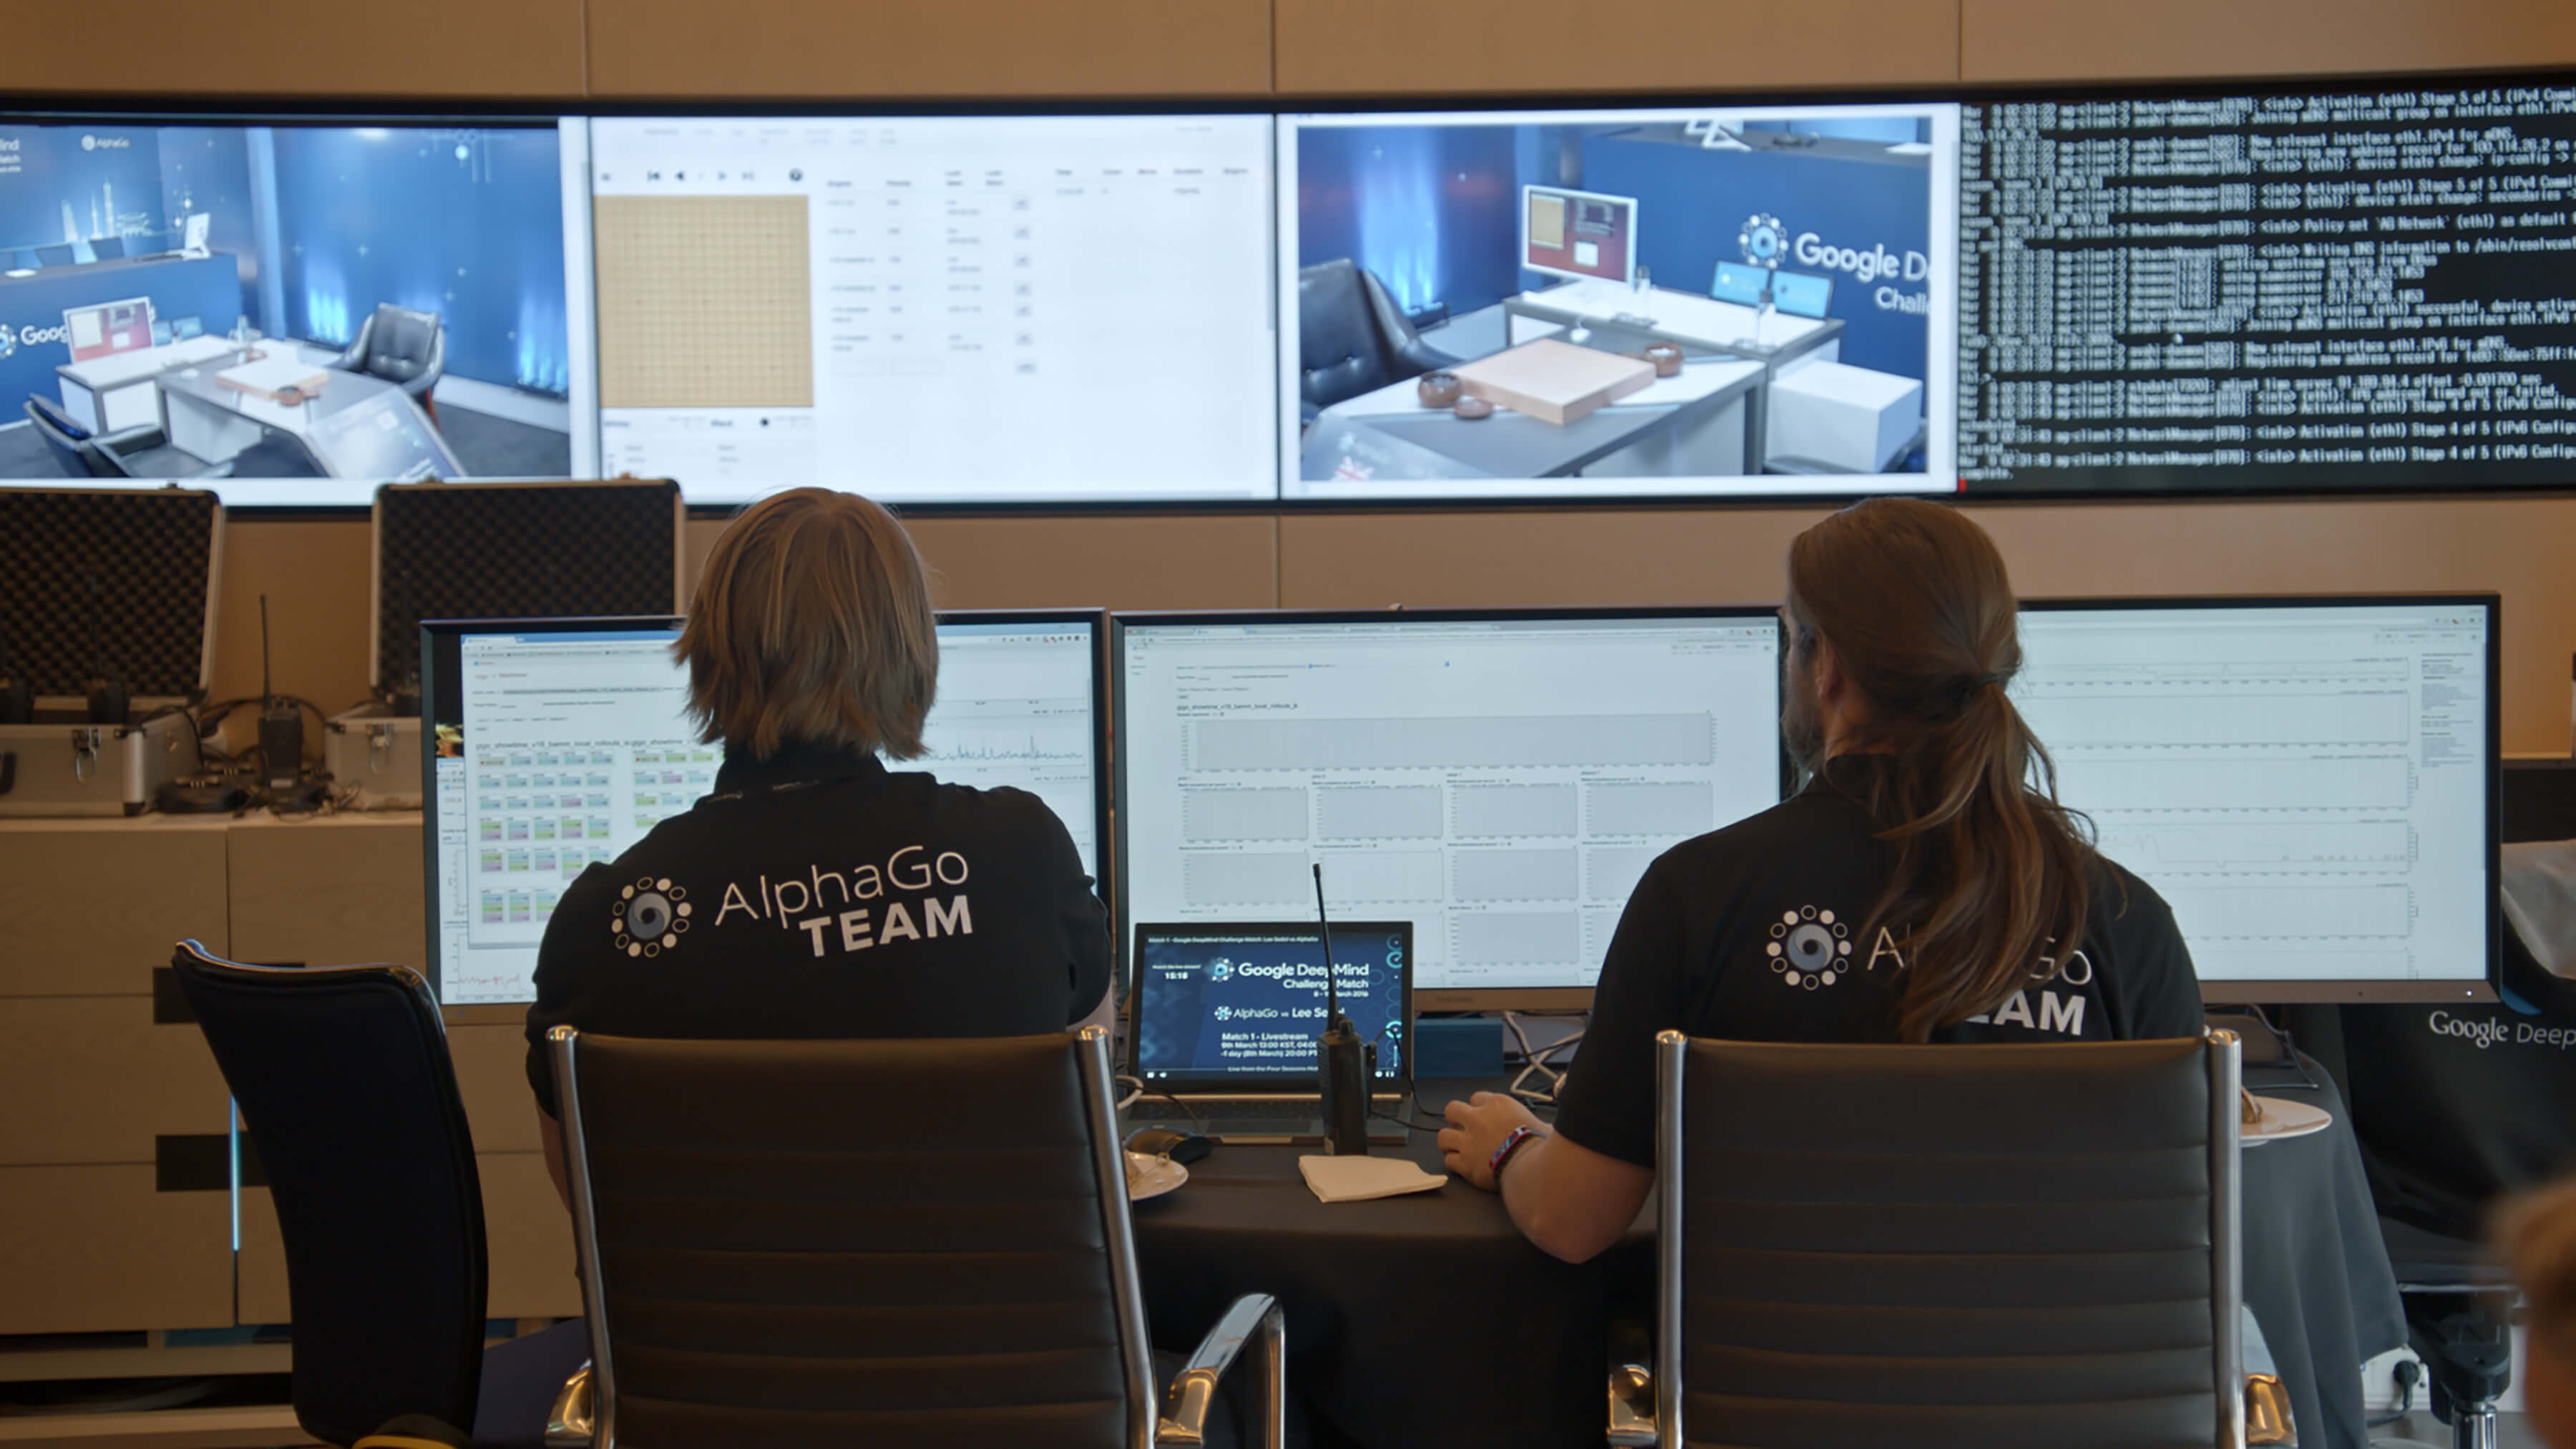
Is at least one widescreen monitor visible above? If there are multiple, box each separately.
[2013,596,2499,1003]
[1281,104,1959,502]
[1521,185,1638,285]
[0,114,592,505]
[420,609,1108,1005]
[63,297,152,362]
[584,113,1277,505]
[1114,608,1785,1008]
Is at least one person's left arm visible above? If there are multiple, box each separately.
[1439,1091,1652,1264]
[1438,860,1689,1262]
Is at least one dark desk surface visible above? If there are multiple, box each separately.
[1129,1082,1644,1449]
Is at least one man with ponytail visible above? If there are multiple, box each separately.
[1439,497,2205,1263]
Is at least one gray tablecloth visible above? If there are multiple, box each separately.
[2241,1056,2410,1449]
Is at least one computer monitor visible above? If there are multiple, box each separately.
[62,297,153,362]
[1711,260,1769,306]
[419,609,1109,1005]
[2013,595,2499,1003]
[1520,185,1638,286]
[169,316,204,341]
[150,321,172,348]
[1769,270,1833,319]
[1114,608,1785,1009]
[1128,920,1413,1091]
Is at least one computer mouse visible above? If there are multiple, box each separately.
[1126,1127,1214,1165]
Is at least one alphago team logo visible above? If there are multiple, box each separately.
[1206,957,1235,983]
[611,876,694,958]
[0,325,14,362]
[1767,904,1851,990]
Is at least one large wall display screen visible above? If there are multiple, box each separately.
[10,75,2576,508]
[585,114,1278,504]
[1958,82,2576,495]
[1277,104,1962,500]
[0,117,592,505]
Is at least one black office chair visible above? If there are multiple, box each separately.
[91,236,126,259]
[33,243,75,267]
[170,941,490,1447]
[227,423,333,478]
[1608,1031,2291,1449]
[543,1025,1284,1448]
[22,396,232,481]
[1295,258,1458,419]
[333,303,447,416]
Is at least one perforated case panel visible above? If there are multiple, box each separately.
[0,487,221,701]
[372,480,684,693]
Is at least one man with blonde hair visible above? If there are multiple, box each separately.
[523,487,1112,1194]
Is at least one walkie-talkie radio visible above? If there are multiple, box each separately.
[1312,863,1370,1157]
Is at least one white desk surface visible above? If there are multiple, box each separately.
[56,335,237,389]
[1513,278,1830,353]
[1330,356,1764,422]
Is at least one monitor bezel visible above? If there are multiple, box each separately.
[1109,602,1790,1013]
[2014,590,2502,1005]
[418,607,1114,1004]
[1517,182,1641,287]
[1128,918,1416,1094]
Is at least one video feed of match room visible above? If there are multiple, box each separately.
[0,120,587,505]
[1278,105,1960,500]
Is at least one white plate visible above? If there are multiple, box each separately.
[1126,1151,1190,1201]
[2240,1095,2332,1146]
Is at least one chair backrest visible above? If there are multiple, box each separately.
[21,397,104,477]
[91,236,126,259]
[1296,258,1420,411]
[33,243,74,266]
[550,1027,1155,1449]
[357,303,442,381]
[169,940,488,1448]
[1657,1033,2240,1449]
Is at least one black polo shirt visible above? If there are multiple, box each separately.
[1553,754,2207,1167]
[523,741,1112,1116]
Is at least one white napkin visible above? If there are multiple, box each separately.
[2503,839,2576,978]
[1298,1155,1448,1203]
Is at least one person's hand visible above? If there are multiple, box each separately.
[1438,1091,1543,1193]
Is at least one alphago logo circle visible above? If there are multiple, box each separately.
[610,876,693,958]
[0,326,14,361]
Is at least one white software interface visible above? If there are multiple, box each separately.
[1120,616,1783,992]
[433,621,1103,1005]
[587,115,1278,503]
[2012,603,2491,986]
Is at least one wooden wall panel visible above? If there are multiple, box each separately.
[0,819,230,997]
[688,514,1282,612]
[1280,497,2576,755]
[0,3,585,99]
[0,1167,233,1335]
[1962,0,2576,82]
[212,520,375,743]
[1275,0,1958,95]
[587,0,1272,98]
[0,999,228,1166]
[225,814,425,972]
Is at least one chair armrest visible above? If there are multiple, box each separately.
[1606,1362,1658,1446]
[1158,1292,1284,1448]
[544,1361,594,1448]
[1391,336,1463,378]
[2245,1372,2293,1445]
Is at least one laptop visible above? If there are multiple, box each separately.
[1126,920,1413,1146]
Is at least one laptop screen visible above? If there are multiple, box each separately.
[1131,922,1411,1091]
